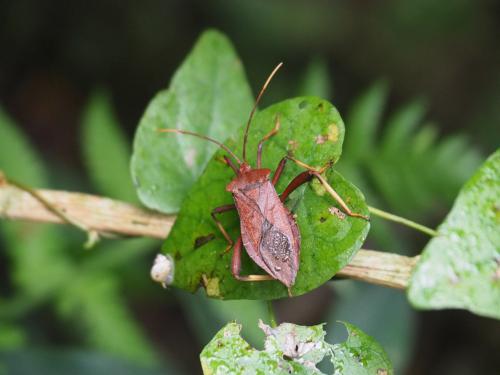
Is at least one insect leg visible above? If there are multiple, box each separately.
[231,236,274,282]
[271,157,287,185]
[211,204,237,253]
[279,171,314,202]
[310,171,369,220]
[257,116,280,168]
[280,158,369,220]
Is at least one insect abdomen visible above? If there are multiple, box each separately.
[260,219,291,263]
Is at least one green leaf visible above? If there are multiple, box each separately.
[297,58,332,99]
[364,98,482,218]
[161,97,369,300]
[58,274,157,365]
[380,100,426,158]
[81,90,138,202]
[0,108,72,299]
[0,322,25,350]
[0,107,47,186]
[331,322,393,375]
[131,29,254,213]
[0,349,173,375]
[328,282,414,373]
[408,150,500,319]
[179,292,267,347]
[200,321,392,375]
[343,81,388,163]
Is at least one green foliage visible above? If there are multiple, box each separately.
[81,90,138,202]
[1,27,495,375]
[58,271,156,365]
[131,30,254,213]
[338,82,482,221]
[200,321,392,375]
[179,292,267,347]
[162,97,369,299]
[298,58,332,100]
[0,349,170,375]
[332,322,393,375]
[328,282,414,373]
[0,107,47,186]
[0,107,159,367]
[0,106,72,300]
[408,150,500,319]
[0,323,25,350]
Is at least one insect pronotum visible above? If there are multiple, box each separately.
[152,63,368,296]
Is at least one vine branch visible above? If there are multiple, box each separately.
[0,182,417,289]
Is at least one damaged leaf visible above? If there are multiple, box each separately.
[200,321,392,375]
[408,149,500,319]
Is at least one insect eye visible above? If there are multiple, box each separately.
[150,254,175,287]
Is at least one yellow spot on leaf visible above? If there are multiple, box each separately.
[327,123,339,142]
[314,123,339,145]
[205,277,220,297]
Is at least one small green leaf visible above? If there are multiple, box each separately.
[408,150,500,319]
[200,321,392,375]
[161,97,369,300]
[332,322,393,375]
[380,100,426,158]
[343,81,388,163]
[0,349,172,375]
[328,282,413,373]
[0,108,72,299]
[58,274,157,365]
[81,90,137,202]
[179,292,267,347]
[131,29,254,213]
[297,58,332,99]
[0,322,25,350]
[0,107,47,186]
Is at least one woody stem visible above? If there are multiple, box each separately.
[0,182,418,290]
[368,205,439,237]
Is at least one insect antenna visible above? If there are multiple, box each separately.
[158,128,242,165]
[242,62,283,163]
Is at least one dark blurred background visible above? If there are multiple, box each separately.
[0,1,499,374]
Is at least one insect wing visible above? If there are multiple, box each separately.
[234,180,300,287]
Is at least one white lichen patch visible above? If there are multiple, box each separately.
[150,253,174,287]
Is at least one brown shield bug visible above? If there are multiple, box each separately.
[158,63,368,296]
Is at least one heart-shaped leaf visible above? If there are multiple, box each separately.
[408,149,500,319]
[161,97,369,300]
[131,29,254,213]
[199,321,392,375]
